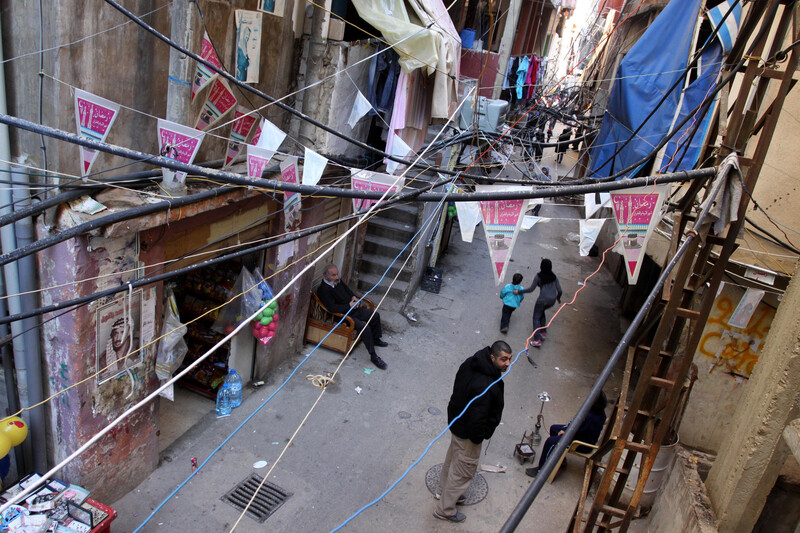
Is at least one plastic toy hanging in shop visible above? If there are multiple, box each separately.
[250,279,279,345]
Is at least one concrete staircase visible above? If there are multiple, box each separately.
[356,203,420,312]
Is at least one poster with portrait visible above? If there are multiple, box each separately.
[258,0,285,17]
[96,291,143,384]
[235,10,262,83]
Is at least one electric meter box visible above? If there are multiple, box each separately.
[459,96,509,132]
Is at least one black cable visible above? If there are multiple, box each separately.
[744,216,800,255]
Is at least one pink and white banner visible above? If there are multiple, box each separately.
[350,170,401,212]
[610,183,669,284]
[195,78,237,131]
[281,156,301,231]
[74,89,120,178]
[246,145,275,182]
[191,31,224,101]
[477,185,529,285]
[157,119,205,189]
[224,107,259,168]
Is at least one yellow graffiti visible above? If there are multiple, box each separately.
[698,295,774,376]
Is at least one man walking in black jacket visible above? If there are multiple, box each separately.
[434,341,512,522]
[316,264,389,369]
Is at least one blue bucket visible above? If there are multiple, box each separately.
[460,29,476,49]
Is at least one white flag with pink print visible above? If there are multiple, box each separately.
[74,89,120,178]
[157,119,205,190]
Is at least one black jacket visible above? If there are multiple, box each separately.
[447,347,505,444]
[317,280,355,315]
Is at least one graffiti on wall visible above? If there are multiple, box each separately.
[697,286,775,377]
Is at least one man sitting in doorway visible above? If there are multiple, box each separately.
[316,264,389,370]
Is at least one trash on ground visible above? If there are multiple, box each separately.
[480,464,507,473]
[364,368,374,375]
[253,460,268,469]
[355,386,362,394]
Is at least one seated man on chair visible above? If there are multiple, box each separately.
[526,391,607,478]
[316,264,389,370]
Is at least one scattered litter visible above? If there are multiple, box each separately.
[253,460,268,469]
[480,464,507,473]
[566,232,580,242]
[577,282,584,286]
[405,312,418,322]
[272,442,279,445]
[555,367,560,370]
[475,330,480,334]
[355,386,362,394]
[252,380,265,388]
[364,368,374,375]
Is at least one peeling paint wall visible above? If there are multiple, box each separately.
[681,283,777,453]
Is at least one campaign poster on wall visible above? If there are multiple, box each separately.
[610,183,669,284]
[477,185,529,285]
[235,10,262,83]
[350,170,401,212]
[195,78,237,131]
[191,31,224,101]
[74,89,120,178]
[96,291,143,384]
[157,119,205,189]
[224,107,259,168]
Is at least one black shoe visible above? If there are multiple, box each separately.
[371,354,387,370]
[500,327,508,334]
[374,339,389,348]
[433,510,466,522]
[525,467,540,478]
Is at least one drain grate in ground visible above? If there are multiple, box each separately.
[222,473,292,523]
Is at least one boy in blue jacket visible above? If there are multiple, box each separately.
[499,273,524,334]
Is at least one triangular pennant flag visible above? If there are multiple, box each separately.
[386,134,412,175]
[254,118,287,152]
[610,184,669,284]
[302,147,327,186]
[350,169,401,213]
[347,90,373,129]
[74,89,120,178]
[191,31,224,101]
[157,119,205,190]
[477,185,530,285]
[246,145,275,182]
[224,107,259,168]
[280,156,301,231]
[579,219,606,256]
[585,191,611,218]
[195,78,237,131]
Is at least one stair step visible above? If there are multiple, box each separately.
[363,233,413,258]
[356,272,410,302]
[358,253,413,281]
[366,216,417,237]
[376,203,419,225]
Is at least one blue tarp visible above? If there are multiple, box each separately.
[660,43,723,172]
[588,0,704,179]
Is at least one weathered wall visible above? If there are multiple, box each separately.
[647,447,718,533]
[680,283,776,453]
[2,0,297,176]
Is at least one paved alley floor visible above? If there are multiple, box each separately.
[112,179,629,532]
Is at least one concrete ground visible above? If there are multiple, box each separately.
[112,147,631,532]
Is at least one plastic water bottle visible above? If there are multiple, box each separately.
[225,369,243,408]
[216,383,232,417]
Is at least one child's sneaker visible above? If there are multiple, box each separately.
[541,331,547,340]
[531,339,542,348]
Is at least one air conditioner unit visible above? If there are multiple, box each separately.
[459,96,509,132]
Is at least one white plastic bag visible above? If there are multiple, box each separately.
[155,289,188,380]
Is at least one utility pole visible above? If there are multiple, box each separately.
[298,2,327,149]
[164,0,195,196]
